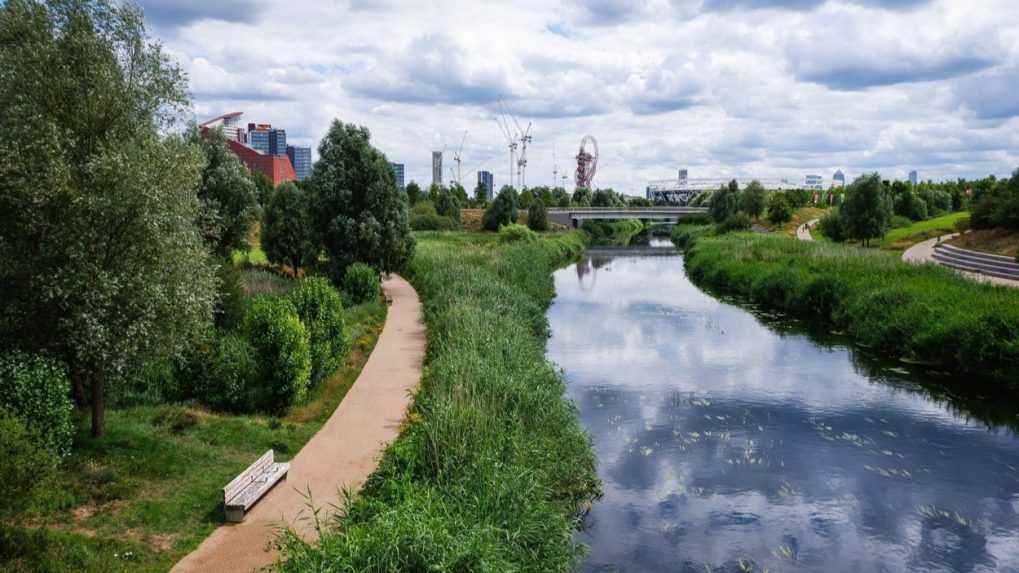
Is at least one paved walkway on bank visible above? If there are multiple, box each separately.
[902,233,1019,288]
[172,275,425,573]
[796,219,820,241]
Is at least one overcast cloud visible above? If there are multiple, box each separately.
[140,0,1019,193]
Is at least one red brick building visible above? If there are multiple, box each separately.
[199,113,297,187]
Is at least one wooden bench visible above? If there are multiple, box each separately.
[223,450,289,522]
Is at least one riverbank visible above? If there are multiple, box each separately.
[0,298,386,572]
[274,231,601,571]
[675,229,1019,378]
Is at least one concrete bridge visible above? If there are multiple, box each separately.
[547,207,709,228]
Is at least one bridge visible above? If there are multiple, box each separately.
[547,207,708,228]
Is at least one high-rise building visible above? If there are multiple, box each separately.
[287,146,312,181]
[678,169,689,184]
[246,123,286,156]
[432,151,443,186]
[390,162,405,189]
[833,170,846,188]
[909,170,919,186]
[805,174,824,190]
[478,170,494,200]
[269,129,287,156]
[200,112,244,141]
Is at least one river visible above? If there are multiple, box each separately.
[547,243,1019,573]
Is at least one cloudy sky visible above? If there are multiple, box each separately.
[142,0,1019,194]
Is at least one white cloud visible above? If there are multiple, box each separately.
[149,0,1019,191]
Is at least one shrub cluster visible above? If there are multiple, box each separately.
[581,218,644,245]
[275,232,599,571]
[681,232,1019,377]
[343,262,381,305]
[0,352,74,456]
[498,223,538,244]
[288,277,347,385]
[241,296,312,412]
[0,409,59,517]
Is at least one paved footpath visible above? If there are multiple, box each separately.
[796,219,820,241]
[172,275,425,573]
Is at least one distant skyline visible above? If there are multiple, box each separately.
[144,0,1019,192]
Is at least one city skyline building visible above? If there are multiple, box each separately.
[199,113,297,186]
[833,170,846,188]
[432,151,443,186]
[390,162,406,189]
[805,174,824,190]
[478,170,494,200]
[909,170,919,185]
[288,145,312,181]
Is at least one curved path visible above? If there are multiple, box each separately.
[902,233,1019,288]
[172,275,425,573]
[796,219,819,241]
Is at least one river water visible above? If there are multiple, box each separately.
[547,244,1019,573]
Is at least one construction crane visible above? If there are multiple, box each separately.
[495,101,518,189]
[502,101,532,189]
[553,146,559,189]
[452,130,468,187]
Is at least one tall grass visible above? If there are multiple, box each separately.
[680,232,1019,378]
[275,232,600,572]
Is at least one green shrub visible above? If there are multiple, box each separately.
[343,262,381,305]
[482,187,519,231]
[215,260,246,329]
[527,199,548,231]
[671,224,714,249]
[198,333,260,412]
[719,212,752,233]
[410,212,456,231]
[498,224,539,244]
[0,352,73,456]
[890,215,912,229]
[895,191,928,221]
[289,277,347,385]
[242,296,311,412]
[766,193,793,225]
[819,208,848,242]
[0,409,59,517]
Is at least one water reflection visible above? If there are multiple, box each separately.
[548,252,1019,573]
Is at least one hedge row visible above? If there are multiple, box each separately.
[678,232,1019,378]
[275,232,601,571]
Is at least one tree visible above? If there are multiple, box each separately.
[552,187,571,207]
[449,182,469,206]
[189,127,259,256]
[434,186,461,225]
[572,187,592,206]
[0,0,218,437]
[708,184,739,223]
[310,121,414,280]
[592,188,623,207]
[740,181,766,219]
[519,189,534,209]
[841,173,892,246]
[405,181,423,205]
[251,171,275,209]
[483,186,519,231]
[766,193,793,225]
[263,182,318,275]
[427,182,444,204]
[527,199,548,231]
[473,182,489,206]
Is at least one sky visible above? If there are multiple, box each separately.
[141,0,1019,194]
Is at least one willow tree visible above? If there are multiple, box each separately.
[0,0,217,437]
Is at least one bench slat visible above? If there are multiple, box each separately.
[224,450,274,502]
[224,462,289,523]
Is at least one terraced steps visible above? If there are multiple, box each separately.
[932,243,1019,281]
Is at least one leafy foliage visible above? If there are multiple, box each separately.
[708,183,739,223]
[498,224,539,244]
[0,0,219,436]
[262,182,318,275]
[189,127,259,256]
[527,199,548,231]
[482,186,519,231]
[288,278,347,386]
[0,352,74,456]
[970,168,1019,231]
[0,409,58,517]
[405,181,423,205]
[719,212,752,233]
[840,173,892,246]
[740,181,766,219]
[433,187,462,226]
[343,262,381,305]
[766,193,793,225]
[242,296,311,412]
[310,120,414,282]
[409,201,457,231]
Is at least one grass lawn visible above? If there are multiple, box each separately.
[947,228,1019,258]
[881,211,969,250]
[0,299,386,573]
